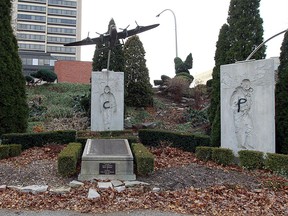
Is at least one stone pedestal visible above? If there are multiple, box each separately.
[78,139,136,181]
[91,70,124,131]
[220,58,277,154]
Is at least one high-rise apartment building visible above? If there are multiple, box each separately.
[12,0,82,74]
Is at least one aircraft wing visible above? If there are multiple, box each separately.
[117,23,160,39]
[64,34,111,46]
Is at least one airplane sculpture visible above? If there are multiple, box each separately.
[64,22,160,48]
[64,22,159,70]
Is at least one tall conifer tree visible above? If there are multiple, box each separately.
[0,0,28,135]
[209,0,266,146]
[123,35,153,107]
[227,0,266,62]
[275,31,288,154]
[209,24,231,146]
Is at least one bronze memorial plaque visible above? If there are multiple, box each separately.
[99,163,116,175]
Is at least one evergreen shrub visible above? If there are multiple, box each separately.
[58,142,82,177]
[238,150,264,170]
[211,148,234,166]
[9,144,22,157]
[195,146,216,161]
[265,153,288,176]
[0,145,10,159]
[1,130,76,149]
[131,143,154,176]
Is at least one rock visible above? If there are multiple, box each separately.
[152,187,161,192]
[98,182,113,189]
[88,188,100,199]
[0,185,6,191]
[69,180,84,188]
[20,185,48,194]
[111,180,124,187]
[49,186,71,194]
[124,181,150,188]
[114,186,125,192]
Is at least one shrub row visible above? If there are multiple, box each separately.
[195,146,234,166]
[0,144,22,159]
[138,129,210,152]
[1,130,76,149]
[130,143,154,176]
[76,136,138,147]
[195,147,288,176]
[58,142,82,177]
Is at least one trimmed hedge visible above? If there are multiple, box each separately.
[265,153,288,176]
[0,145,10,159]
[138,129,210,152]
[1,130,76,149]
[8,144,22,157]
[238,150,264,170]
[211,148,234,166]
[58,142,82,177]
[195,146,216,161]
[131,143,154,176]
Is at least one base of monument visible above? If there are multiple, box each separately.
[78,139,136,181]
[78,174,136,181]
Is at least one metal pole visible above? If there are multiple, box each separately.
[156,9,178,57]
[246,28,288,61]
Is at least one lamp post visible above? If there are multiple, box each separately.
[156,9,178,57]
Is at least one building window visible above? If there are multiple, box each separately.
[48,8,76,17]
[19,43,45,51]
[17,24,46,32]
[47,36,75,44]
[48,0,77,8]
[47,45,76,53]
[47,17,76,26]
[17,33,45,42]
[47,27,76,35]
[18,4,46,13]
[18,14,46,23]
[18,0,46,4]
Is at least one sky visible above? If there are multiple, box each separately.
[80,0,288,85]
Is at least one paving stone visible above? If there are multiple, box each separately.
[49,186,71,194]
[98,182,113,189]
[114,185,125,192]
[20,185,48,194]
[124,181,150,188]
[69,180,84,188]
[111,180,124,187]
[88,188,100,199]
[0,185,6,191]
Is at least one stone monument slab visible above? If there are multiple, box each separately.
[91,70,124,131]
[78,139,136,181]
[220,58,277,154]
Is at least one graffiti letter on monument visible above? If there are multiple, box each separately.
[100,85,117,130]
[230,79,254,149]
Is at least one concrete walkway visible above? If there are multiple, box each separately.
[0,209,192,216]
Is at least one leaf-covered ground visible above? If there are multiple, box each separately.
[1,146,288,215]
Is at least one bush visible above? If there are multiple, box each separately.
[31,69,57,83]
[131,143,154,176]
[238,150,264,170]
[0,145,10,159]
[211,148,234,166]
[58,142,82,177]
[1,130,76,149]
[195,146,216,161]
[165,76,190,102]
[138,129,210,152]
[9,144,22,157]
[265,153,288,176]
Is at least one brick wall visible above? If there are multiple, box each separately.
[55,60,92,84]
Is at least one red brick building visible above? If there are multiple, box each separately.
[55,60,92,84]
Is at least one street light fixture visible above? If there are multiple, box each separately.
[156,9,178,57]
